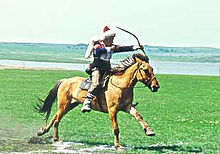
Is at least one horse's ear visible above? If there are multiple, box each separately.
[135,57,143,63]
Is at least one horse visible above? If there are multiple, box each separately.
[36,53,160,149]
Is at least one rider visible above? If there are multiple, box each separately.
[81,26,143,112]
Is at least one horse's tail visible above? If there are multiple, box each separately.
[36,79,64,121]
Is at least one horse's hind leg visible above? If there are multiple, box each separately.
[37,101,79,140]
[54,101,79,141]
[37,114,57,136]
[128,106,155,136]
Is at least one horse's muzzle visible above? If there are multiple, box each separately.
[151,85,159,92]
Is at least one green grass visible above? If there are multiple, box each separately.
[0,69,219,153]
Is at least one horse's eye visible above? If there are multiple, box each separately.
[144,69,149,74]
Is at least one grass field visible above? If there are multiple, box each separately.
[0,69,219,153]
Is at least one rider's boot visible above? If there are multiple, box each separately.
[81,93,94,113]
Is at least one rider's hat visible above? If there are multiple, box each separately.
[102,26,116,39]
[85,26,116,59]
[90,26,116,43]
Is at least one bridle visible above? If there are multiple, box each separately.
[137,64,156,87]
[110,62,156,89]
[112,26,156,89]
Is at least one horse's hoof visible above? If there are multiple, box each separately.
[145,127,155,136]
[37,128,45,136]
[54,138,62,143]
[115,144,124,150]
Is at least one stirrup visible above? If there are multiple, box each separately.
[81,93,94,113]
[81,98,92,113]
[81,104,91,113]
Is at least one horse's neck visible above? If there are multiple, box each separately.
[112,63,138,88]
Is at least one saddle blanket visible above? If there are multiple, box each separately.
[80,78,92,90]
[80,77,109,90]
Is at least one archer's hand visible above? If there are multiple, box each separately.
[110,45,116,51]
[133,45,144,50]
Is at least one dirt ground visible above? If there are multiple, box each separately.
[0,115,116,153]
[0,137,117,153]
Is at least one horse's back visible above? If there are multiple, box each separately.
[57,76,85,100]
[65,76,85,91]
[58,76,84,88]
[69,76,85,83]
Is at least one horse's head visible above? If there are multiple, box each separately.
[135,57,160,92]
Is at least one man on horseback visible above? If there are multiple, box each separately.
[81,26,143,112]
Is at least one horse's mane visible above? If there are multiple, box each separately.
[111,53,149,73]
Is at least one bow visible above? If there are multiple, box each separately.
[116,26,147,57]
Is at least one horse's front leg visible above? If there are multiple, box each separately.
[108,109,122,149]
[128,106,155,136]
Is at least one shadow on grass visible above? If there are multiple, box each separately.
[76,140,202,153]
[28,135,53,144]
[0,137,53,153]
[133,144,202,153]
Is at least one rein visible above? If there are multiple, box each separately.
[138,68,156,87]
[109,63,155,89]
[110,64,139,89]
[110,78,123,89]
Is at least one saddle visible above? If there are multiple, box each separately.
[80,75,110,90]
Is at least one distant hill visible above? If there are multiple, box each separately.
[0,42,219,63]
[145,46,220,63]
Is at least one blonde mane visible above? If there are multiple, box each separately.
[112,53,149,72]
